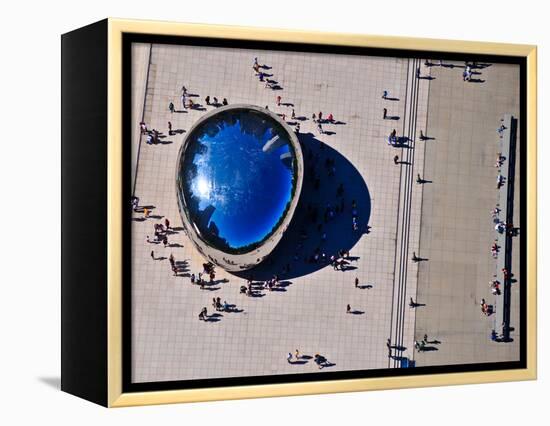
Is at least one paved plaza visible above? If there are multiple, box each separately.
[413,62,521,365]
[130,43,520,383]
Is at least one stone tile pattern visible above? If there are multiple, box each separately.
[413,61,521,365]
[130,43,424,383]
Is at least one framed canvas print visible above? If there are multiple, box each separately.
[61,18,537,407]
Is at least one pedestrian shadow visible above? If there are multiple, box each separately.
[418,75,436,80]
[349,310,365,315]
[281,102,294,107]
[289,360,308,365]
[200,286,221,291]
[235,134,370,281]
[390,345,407,351]
[468,78,486,83]
[388,136,411,147]
[417,179,433,184]
[148,214,164,219]
[204,316,221,322]
[224,307,244,313]
[323,131,336,136]
[357,284,373,290]
[187,93,200,97]
[340,264,358,271]
[295,116,308,121]
[470,63,492,69]
[175,260,189,270]
[419,346,439,352]
[383,97,400,101]
[175,110,188,113]
[385,116,400,121]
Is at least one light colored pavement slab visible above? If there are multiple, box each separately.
[130,43,426,383]
[412,61,521,365]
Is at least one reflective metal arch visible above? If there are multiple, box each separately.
[175,104,304,272]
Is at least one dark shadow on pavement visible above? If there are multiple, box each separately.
[234,132,371,280]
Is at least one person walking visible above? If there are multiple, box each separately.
[150,250,155,260]
[222,98,228,106]
[168,121,173,135]
[382,90,388,99]
[205,95,210,105]
[383,108,387,119]
[169,101,175,113]
[393,155,399,165]
[276,95,282,106]
[346,304,351,314]
[287,352,293,363]
[355,277,359,288]
[291,109,296,119]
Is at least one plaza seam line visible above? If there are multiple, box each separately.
[132,43,153,198]
[395,58,421,365]
[388,58,410,369]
